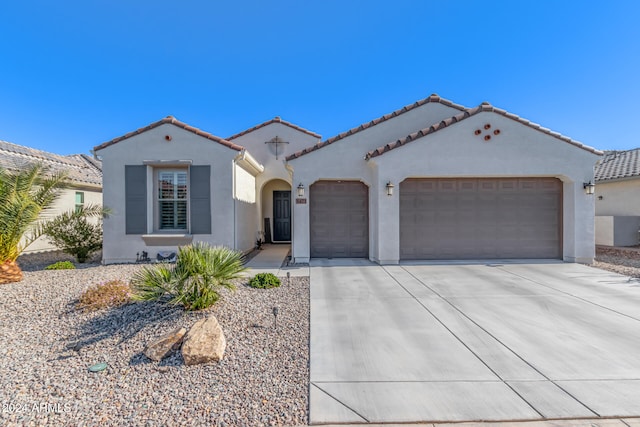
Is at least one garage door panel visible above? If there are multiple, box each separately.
[310,181,369,258]
[400,178,562,260]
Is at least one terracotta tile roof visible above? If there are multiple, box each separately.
[365,102,603,160]
[595,149,640,182]
[93,116,244,152]
[227,116,321,141]
[286,94,466,161]
[0,140,102,187]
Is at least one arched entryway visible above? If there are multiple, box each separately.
[261,179,292,243]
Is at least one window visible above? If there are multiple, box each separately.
[75,191,84,213]
[157,170,188,230]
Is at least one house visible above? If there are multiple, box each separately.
[94,94,601,265]
[594,149,640,246]
[0,140,103,253]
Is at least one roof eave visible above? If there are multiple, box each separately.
[94,117,244,153]
[287,94,466,161]
[227,117,321,141]
[365,103,603,160]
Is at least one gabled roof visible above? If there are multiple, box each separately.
[94,116,244,152]
[286,94,466,161]
[365,102,602,160]
[595,149,640,182]
[0,140,102,187]
[227,116,321,141]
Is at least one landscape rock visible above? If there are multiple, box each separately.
[144,327,186,361]
[181,315,226,365]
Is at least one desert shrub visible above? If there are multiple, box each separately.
[77,279,132,311]
[44,261,75,270]
[43,205,106,263]
[248,272,281,289]
[130,243,247,311]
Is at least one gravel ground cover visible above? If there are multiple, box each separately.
[1,256,309,427]
[594,245,640,278]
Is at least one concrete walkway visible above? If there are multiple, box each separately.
[243,244,309,277]
[320,418,640,427]
[309,259,640,424]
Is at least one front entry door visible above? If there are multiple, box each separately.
[273,191,291,241]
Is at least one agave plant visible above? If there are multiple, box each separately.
[131,243,247,310]
[0,164,67,284]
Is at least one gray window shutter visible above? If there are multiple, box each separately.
[190,165,211,234]
[125,165,147,234]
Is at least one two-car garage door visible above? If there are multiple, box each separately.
[400,178,562,259]
[308,178,562,260]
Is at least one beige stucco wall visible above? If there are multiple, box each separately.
[595,179,640,216]
[97,124,240,264]
[594,179,640,247]
[22,186,102,254]
[595,216,640,246]
[288,101,471,263]
[230,122,319,239]
[234,164,258,253]
[289,108,600,264]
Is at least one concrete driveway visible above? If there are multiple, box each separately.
[309,259,640,424]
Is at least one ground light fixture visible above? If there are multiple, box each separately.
[386,181,395,196]
[583,181,595,195]
[297,183,305,198]
[272,307,279,330]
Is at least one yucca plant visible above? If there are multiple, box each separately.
[131,243,247,310]
[0,164,67,284]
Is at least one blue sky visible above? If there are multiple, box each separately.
[1,1,638,155]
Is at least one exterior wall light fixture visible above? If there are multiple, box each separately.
[386,181,395,196]
[583,181,595,195]
[297,183,305,198]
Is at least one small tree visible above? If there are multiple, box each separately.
[0,164,67,284]
[43,204,107,263]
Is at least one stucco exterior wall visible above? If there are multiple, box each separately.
[290,110,600,264]
[289,102,463,262]
[22,186,102,254]
[595,216,640,246]
[595,179,640,216]
[234,164,257,253]
[98,124,238,263]
[231,122,319,238]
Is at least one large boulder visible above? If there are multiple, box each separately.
[181,315,226,365]
[144,327,187,361]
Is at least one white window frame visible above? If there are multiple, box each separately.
[154,168,189,232]
[75,191,84,213]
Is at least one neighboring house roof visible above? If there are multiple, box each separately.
[365,102,602,160]
[286,94,467,161]
[93,116,244,152]
[0,140,102,187]
[227,116,321,140]
[595,148,640,182]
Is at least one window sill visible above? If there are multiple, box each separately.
[142,234,193,246]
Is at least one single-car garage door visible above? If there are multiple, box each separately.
[400,178,562,259]
[310,181,369,258]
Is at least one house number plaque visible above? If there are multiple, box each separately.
[296,198,307,204]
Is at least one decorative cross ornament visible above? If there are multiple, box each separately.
[264,136,289,159]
